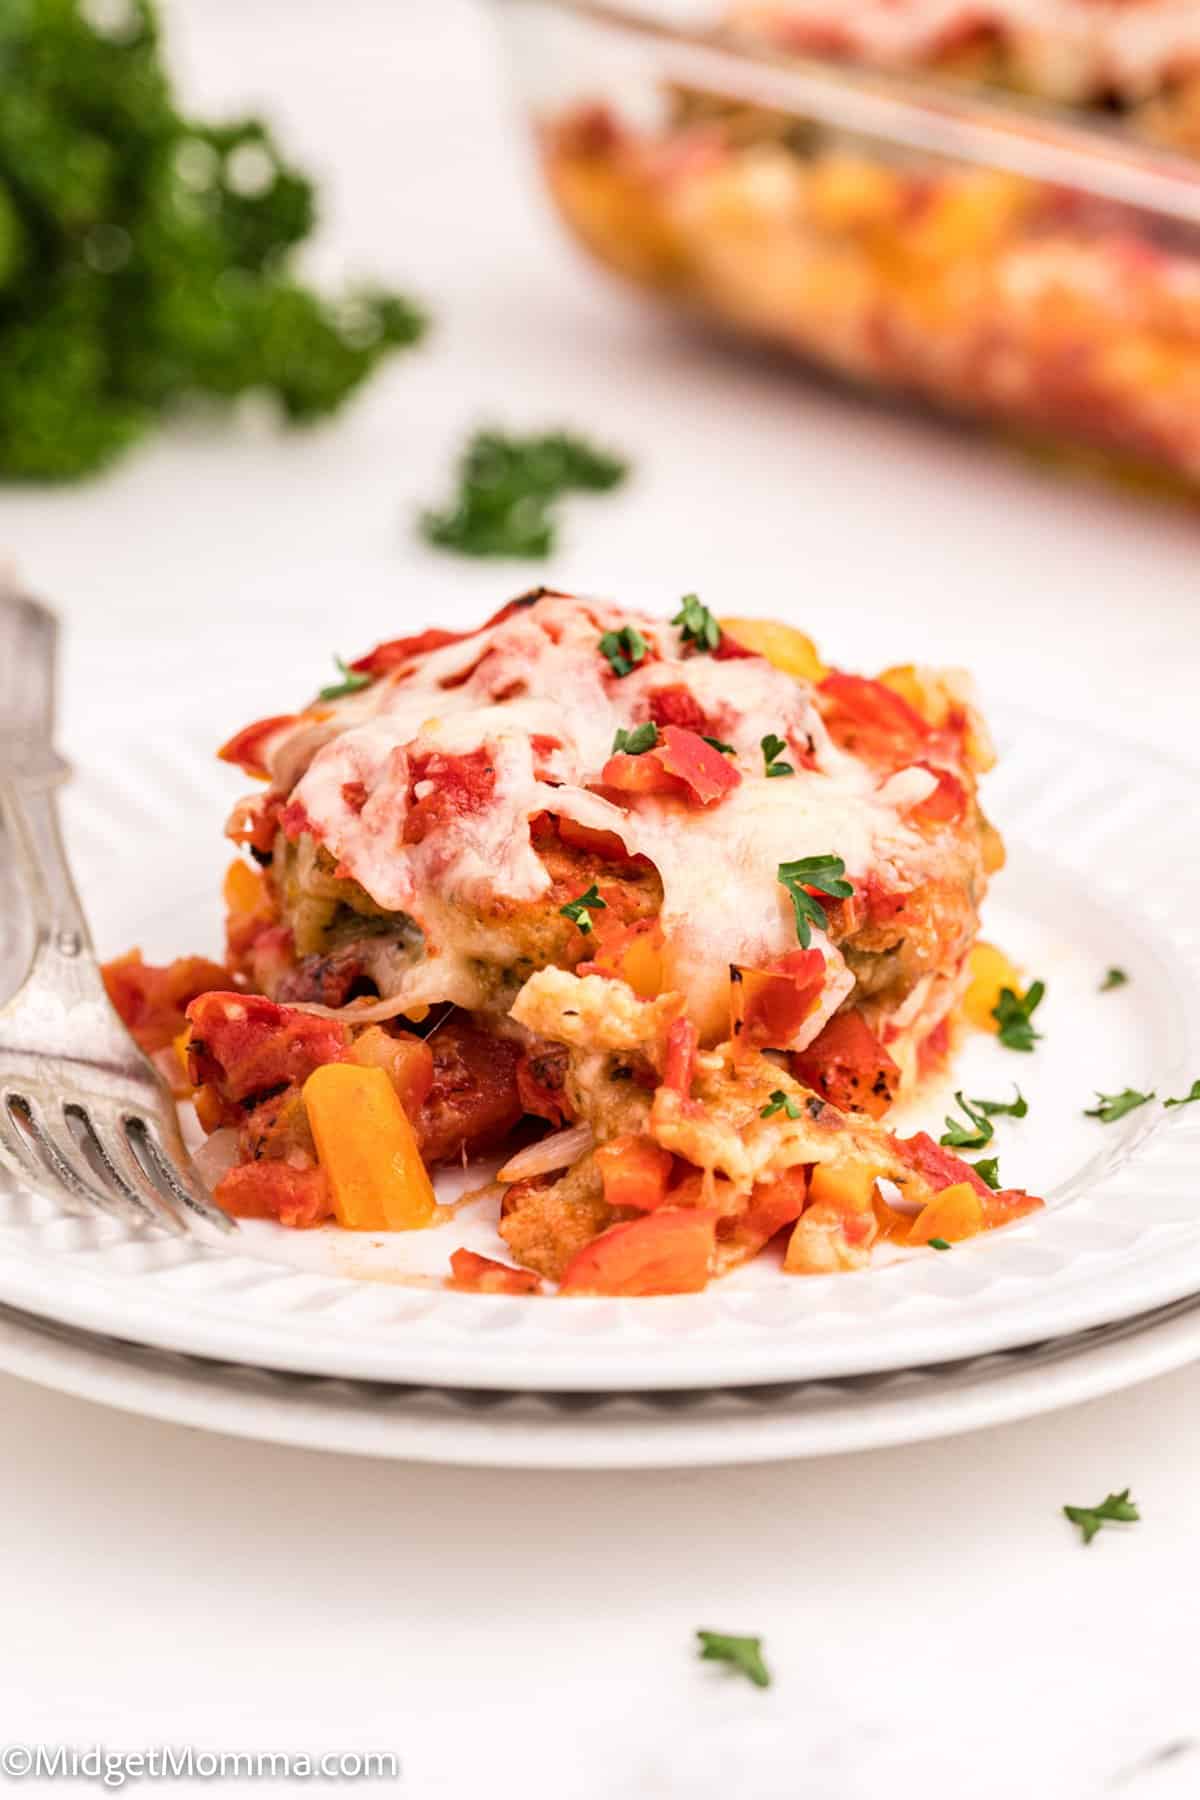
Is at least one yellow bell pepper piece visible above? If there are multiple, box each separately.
[717,618,826,683]
[807,1161,888,1213]
[302,1063,437,1232]
[963,941,1023,1033]
[906,1182,984,1246]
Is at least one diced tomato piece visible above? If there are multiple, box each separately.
[594,1134,674,1212]
[710,630,756,661]
[214,1162,334,1229]
[819,673,931,765]
[981,1188,1044,1229]
[559,1207,717,1295]
[185,993,350,1112]
[403,748,497,845]
[889,1130,991,1198]
[102,951,232,1056]
[350,628,468,677]
[446,1249,542,1295]
[217,715,299,779]
[789,1008,900,1119]
[717,1167,809,1265]
[652,727,741,805]
[225,793,283,857]
[647,684,708,732]
[348,1025,436,1119]
[663,1015,699,1098]
[731,947,826,1051]
[516,1045,573,1127]
[414,1016,525,1164]
[910,761,969,825]
[599,727,740,808]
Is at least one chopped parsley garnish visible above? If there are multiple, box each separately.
[317,656,371,702]
[1100,968,1129,992]
[696,1631,771,1690]
[992,980,1045,1052]
[761,733,795,779]
[672,593,721,654]
[761,1090,802,1120]
[975,1086,1028,1120]
[1063,1489,1139,1546]
[939,1092,994,1151]
[1084,1088,1154,1124]
[777,855,854,949]
[1165,1080,1200,1110]
[971,1158,1001,1191]
[559,884,607,934]
[927,1238,952,1251]
[702,736,735,755]
[612,721,658,756]
[420,429,628,559]
[598,625,648,679]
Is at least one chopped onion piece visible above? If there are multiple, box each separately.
[498,1124,594,1183]
[876,1176,922,1216]
[191,1129,241,1192]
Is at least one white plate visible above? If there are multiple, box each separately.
[1,693,1197,1391]
[0,1288,1198,1467]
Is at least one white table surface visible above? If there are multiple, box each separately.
[2,3,1199,1795]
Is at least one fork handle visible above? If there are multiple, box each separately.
[0,769,100,984]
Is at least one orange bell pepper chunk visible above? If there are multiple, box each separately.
[906,1181,984,1246]
[303,1062,438,1231]
[559,1207,717,1296]
[963,941,1023,1033]
[595,1134,674,1211]
[808,1160,888,1213]
[347,1025,435,1118]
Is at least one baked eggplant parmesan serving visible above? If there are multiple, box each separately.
[104,590,1042,1294]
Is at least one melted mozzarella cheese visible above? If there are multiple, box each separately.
[251,594,948,1035]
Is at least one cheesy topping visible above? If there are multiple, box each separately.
[243,595,956,1041]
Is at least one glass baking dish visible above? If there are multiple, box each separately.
[495,0,1200,492]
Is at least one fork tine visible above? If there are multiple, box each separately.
[0,1093,164,1234]
[128,1112,235,1235]
[69,1103,189,1238]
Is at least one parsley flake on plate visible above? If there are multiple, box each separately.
[672,593,721,654]
[761,1090,802,1120]
[992,980,1045,1052]
[612,721,658,756]
[1063,1489,1140,1545]
[939,1093,994,1152]
[702,736,735,755]
[927,1238,952,1251]
[696,1631,771,1690]
[559,885,607,934]
[777,856,854,949]
[1084,1088,1154,1124]
[1164,1080,1200,1110]
[317,656,371,702]
[1100,968,1129,992]
[761,734,794,779]
[598,625,648,679]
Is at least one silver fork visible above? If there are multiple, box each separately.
[0,593,234,1237]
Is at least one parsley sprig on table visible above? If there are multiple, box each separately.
[612,721,657,756]
[992,980,1045,1052]
[1063,1489,1140,1545]
[1100,968,1129,992]
[1165,1080,1200,1110]
[672,593,721,654]
[1084,1088,1154,1124]
[696,1631,771,1689]
[777,856,854,949]
[761,734,794,779]
[559,885,606,934]
[939,1093,995,1151]
[317,656,371,702]
[420,429,628,559]
[0,1,425,481]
